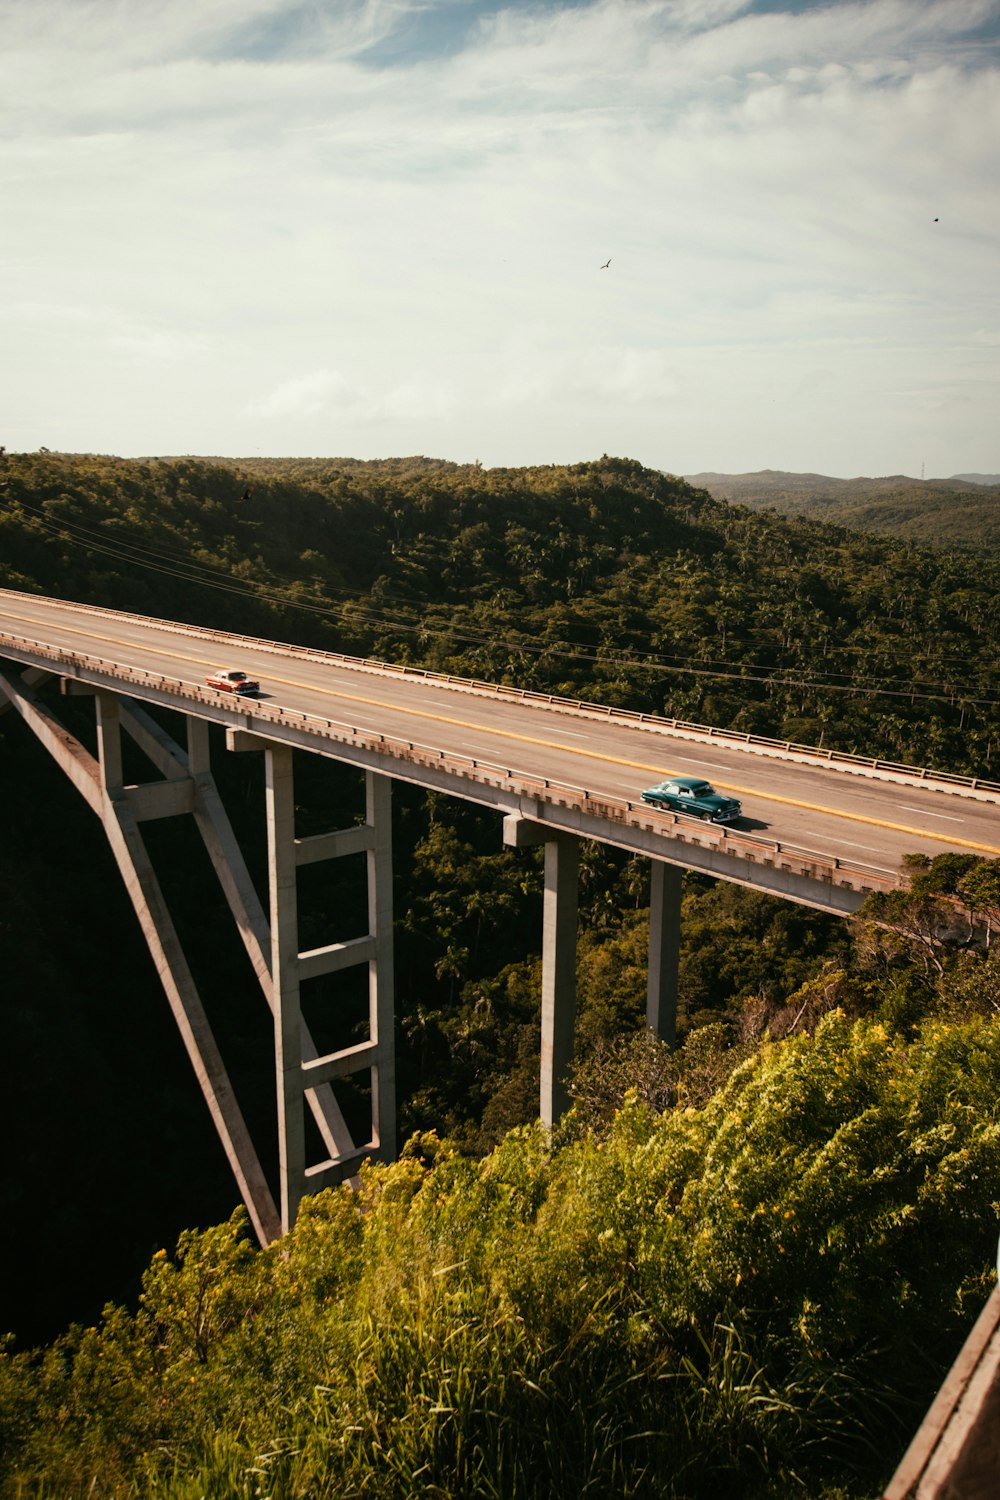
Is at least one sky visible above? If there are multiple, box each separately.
[2,0,999,477]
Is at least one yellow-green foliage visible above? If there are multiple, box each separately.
[3,1013,999,1499]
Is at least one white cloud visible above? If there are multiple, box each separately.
[247,366,458,424]
[248,370,360,420]
[106,323,214,362]
[1,0,998,472]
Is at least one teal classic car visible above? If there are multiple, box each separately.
[641,775,742,824]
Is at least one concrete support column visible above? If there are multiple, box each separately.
[186,715,211,776]
[95,692,124,792]
[540,834,579,1130]
[647,860,682,1048]
[503,815,581,1128]
[366,771,396,1159]
[265,744,305,1232]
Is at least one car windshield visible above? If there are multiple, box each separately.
[227,672,247,680]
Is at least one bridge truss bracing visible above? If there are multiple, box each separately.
[254,733,395,1231]
[0,664,397,1242]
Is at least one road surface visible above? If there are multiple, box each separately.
[2,589,999,879]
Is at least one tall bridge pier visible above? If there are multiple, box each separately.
[257,737,396,1232]
[503,811,681,1126]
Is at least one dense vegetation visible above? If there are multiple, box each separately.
[686,467,1000,552]
[1,450,999,1496]
[4,991,1000,1498]
[2,450,999,768]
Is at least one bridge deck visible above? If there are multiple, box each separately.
[2,589,999,906]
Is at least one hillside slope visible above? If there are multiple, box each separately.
[4,1006,1000,1499]
[685,468,1000,550]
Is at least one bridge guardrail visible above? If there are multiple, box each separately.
[1,587,996,798]
[0,626,903,898]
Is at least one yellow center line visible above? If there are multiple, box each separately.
[273,676,1000,851]
[7,611,1000,856]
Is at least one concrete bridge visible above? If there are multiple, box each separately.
[3,585,1000,1238]
[3,587,1000,1496]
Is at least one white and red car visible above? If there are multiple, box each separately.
[205,668,260,697]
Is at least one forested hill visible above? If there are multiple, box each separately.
[685,467,1000,551]
[2,449,998,775]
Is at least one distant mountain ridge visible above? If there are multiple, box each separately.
[683,469,1000,549]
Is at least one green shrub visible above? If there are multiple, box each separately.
[3,1013,998,1499]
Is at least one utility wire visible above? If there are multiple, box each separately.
[9,493,992,670]
[10,495,993,675]
[4,494,999,709]
[7,498,995,705]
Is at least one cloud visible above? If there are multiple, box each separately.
[497,345,681,406]
[2,0,999,473]
[106,322,215,363]
[248,369,363,419]
[247,366,458,423]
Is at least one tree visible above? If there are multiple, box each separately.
[958,859,1000,948]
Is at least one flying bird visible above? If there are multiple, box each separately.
[933,217,939,222]
[600,257,611,269]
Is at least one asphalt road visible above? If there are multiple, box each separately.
[3,589,1000,874]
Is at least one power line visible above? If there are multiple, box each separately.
[10,494,994,674]
[4,493,999,710]
[12,493,995,667]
